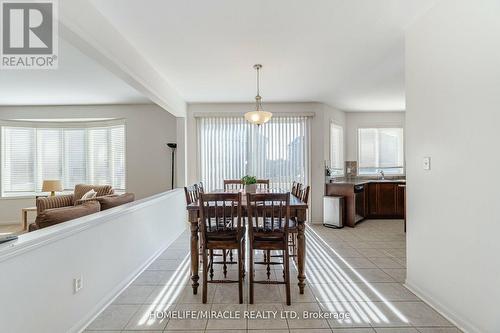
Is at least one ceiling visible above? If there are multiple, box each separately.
[0,39,150,106]
[90,0,437,111]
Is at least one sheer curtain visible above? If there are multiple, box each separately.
[198,116,310,190]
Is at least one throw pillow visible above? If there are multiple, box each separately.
[81,189,97,200]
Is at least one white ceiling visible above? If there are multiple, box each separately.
[0,39,150,106]
[90,0,436,111]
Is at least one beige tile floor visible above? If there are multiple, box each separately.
[84,219,462,333]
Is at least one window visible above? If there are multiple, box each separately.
[330,123,344,176]
[198,116,310,191]
[358,127,404,175]
[1,122,125,196]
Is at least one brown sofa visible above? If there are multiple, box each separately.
[29,184,135,231]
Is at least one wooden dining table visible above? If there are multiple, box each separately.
[186,188,308,295]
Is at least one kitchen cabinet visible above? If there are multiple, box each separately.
[366,182,404,219]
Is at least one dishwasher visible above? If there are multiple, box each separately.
[354,184,366,223]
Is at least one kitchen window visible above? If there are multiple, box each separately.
[1,121,125,197]
[329,123,344,176]
[358,127,404,175]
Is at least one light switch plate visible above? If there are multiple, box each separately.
[423,157,431,170]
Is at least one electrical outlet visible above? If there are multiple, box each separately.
[73,277,83,294]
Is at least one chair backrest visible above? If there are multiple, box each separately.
[198,182,205,193]
[184,184,201,205]
[292,182,303,197]
[299,185,310,203]
[74,184,114,201]
[199,192,242,241]
[246,192,290,238]
[224,179,243,191]
[255,179,270,189]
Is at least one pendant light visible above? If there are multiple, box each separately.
[244,64,272,125]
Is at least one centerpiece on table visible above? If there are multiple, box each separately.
[242,175,257,193]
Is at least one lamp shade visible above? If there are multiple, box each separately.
[244,110,273,125]
[42,180,62,193]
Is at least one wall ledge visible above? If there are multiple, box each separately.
[0,189,183,263]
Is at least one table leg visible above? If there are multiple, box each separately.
[190,221,200,294]
[297,221,306,294]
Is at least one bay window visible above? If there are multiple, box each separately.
[1,121,125,197]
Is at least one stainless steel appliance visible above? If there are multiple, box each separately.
[354,184,366,223]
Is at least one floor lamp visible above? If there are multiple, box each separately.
[167,143,177,189]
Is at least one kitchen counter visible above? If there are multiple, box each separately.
[325,178,406,227]
[329,178,406,186]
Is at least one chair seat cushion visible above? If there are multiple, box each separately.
[206,227,246,241]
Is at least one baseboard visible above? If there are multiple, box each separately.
[0,220,21,226]
[71,229,184,333]
[404,280,480,333]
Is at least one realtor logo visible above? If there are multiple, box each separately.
[1,0,58,69]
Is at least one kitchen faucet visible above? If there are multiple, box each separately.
[379,170,385,180]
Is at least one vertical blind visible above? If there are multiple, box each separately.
[198,116,310,191]
[1,124,125,196]
[358,127,404,175]
[330,123,344,176]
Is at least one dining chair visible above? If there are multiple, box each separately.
[247,192,291,305]
[256,179,270,190]
[199,192,246,304]
[291,181,302,197]
[298,185,310,204]
[184,183,201,205]
[224,179,244,191]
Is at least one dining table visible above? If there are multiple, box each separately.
[186,188,309,295]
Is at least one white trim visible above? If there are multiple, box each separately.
[0,118,126,128]
[404,280,479,333]
[0,189,180,262]
[193,111,315,118]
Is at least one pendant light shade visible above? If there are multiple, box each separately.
[245,64,272,125]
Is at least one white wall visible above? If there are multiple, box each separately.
[345,111,405,161]
[0,104,177,225]
[0,189,187,333]
[186,102,345,223]
[405,1,500,332]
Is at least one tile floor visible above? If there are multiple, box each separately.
[84,219,461,333]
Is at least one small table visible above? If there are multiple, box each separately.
[22,207,37,231]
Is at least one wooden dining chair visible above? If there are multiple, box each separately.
[224,179,244,191]
[199,192,246,304]
[256,179,270,190]
[298,185,310,204]
[184,184,201,205]
[247,192,291,305]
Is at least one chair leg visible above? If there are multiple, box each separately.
[223,250,228,278]
[237,244,243,304]
[242,238,246,278]
[202,247,208,304]
[209,249,214,280]
[266,250,271,279]
[249,245,254,304]
[284,245,291,306]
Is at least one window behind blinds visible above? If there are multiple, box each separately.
[358,127,404,175]
[330,123,344,176]
[198,116,310,191]
[1,123,126,196]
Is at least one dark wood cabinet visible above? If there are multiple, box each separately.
[365,182,405,219]
[326,180,406,227]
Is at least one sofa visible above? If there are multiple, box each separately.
[29,184,135,231]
